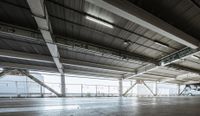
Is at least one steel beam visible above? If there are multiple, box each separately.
[1,23,200,78]
[0,49,53,63]
[0,22,155,65]
[124,64,158,79]
[177,73,199,80]
[1,48,200,81]
[86,0,200,49]
[21,70,61,97]
[61,74,66,97]
[0,62,119,79]
[64,69,121,78]
[179,86,186,96]
[0,22,43,41]
[182,80,200,85]
[159,78,176,83]
[159,73,200,83]
[0,49,134,74]
[61,58,134,74]
[123,81,137,96]
[159,73,189,83]
[0,64,120,79]
[56,36,156,64]
[159,47,199,66]
[26,0,64,74]
[119,78,123,97]
[0,71,5,78]
[0,62,58,73]
[129,77,157,81]
[167,64,200,74]
[124,47,200,79]
[143,81,156,96]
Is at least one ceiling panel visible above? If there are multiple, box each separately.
[0,35,50,56]
[46,0,185,60]
[128,0,200,40]
[0,0,37,29]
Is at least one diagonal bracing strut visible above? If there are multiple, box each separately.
[123,82,137,96]
[20,70,61,97]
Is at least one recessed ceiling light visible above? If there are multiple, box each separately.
[86,16,113,28]
[154,40,169,48]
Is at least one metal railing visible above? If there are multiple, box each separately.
[65,84,119,97]
[0,81,120,97]
[0,80,179,97]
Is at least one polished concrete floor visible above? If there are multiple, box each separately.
[0,97,200,116]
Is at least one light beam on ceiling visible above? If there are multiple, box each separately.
[86,16,113,28]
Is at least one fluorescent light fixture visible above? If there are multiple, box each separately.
[154,40,169,48]
[86,16,113,28]
[191,55,200,60]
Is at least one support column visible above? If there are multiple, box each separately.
[16,81,19,97]
[155,81,158,96]
[81,84,83,97]
[178,84,181,96]
[96,85,98,97]
[61,74,66,97]
[119,78,123,97]
[130,81,133,96]
[40,85,43,97]
[108,86,110,97]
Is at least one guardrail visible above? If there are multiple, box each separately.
[0,81,120,97]
[0,81,179,97]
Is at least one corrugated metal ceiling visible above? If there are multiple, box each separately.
[0,0,37,30]
[128,0,200,40]
[0,31,50,56]
[0,0,199,82]
[46,0,185,60]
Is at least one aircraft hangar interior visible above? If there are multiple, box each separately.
[0,0,200,116]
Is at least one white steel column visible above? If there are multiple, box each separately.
[178,84,181,96]
[130,81,133,95]
[155,81,158,96]
[119,78,123,97]
[61,74,66,97]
